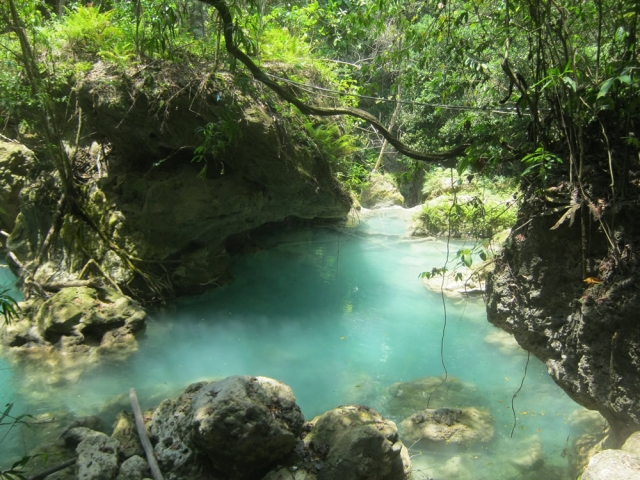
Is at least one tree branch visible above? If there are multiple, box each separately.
[198,0,469,163]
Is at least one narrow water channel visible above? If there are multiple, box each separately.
[1,207,603,478]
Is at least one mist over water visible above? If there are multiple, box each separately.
[0,208,602,478]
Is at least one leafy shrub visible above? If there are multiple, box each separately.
[57,5,125,57]
[417,168,519,238]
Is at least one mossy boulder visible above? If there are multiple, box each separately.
[0,287,145,387]
[359,173,404,208]
[35,286,144,343]
[301,405,411,480]
[0,140,35,230]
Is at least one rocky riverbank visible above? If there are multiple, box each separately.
[21,376,412,480]
[486,185,640,449]
[0,61,351,369]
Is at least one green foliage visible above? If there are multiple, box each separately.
[418,167,519,238]
[0,289,19,326]
[0,403,36,479]
[419,267,452,280]
[57,5,125,57]
[303,120,357,163]
[337,162,370,194]
[259,27,313,66]
[520,147,563,183]
[303,119,368,192]
[192,111,242,178]
[419,250,487,283]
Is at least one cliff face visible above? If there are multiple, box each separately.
[486,189,640,445]
[5,63,351,301]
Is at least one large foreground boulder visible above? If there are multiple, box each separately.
[191,376,305,477]
[150,376,304,479]
[301,405,411,480]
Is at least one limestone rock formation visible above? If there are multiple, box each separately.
[149,381,204,476]
[301,405,411,480]
[112,411,144,460]
[150,376,304,479]
[359,173,404,208]
[398,407,494,446]
[580,432,640,480]
[0,140,34,230]
[486,191,640,445]
[190,376,305,478]
[15,377,413,480]
[624,432,640,457]
[76,433,120,480]
[582,449,640,480]
[5,65,351,303]
[0,286,146,381]
[115,455,150,480]
[384,376,480,419]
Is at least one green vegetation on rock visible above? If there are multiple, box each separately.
[411,167,519,238]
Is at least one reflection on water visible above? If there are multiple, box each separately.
[0,208,604,478]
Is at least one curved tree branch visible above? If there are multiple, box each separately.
[198,0,469,163]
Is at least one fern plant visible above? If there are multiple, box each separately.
[57,5,125,57]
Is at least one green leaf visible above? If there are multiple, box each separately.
[618,74,632,85]
[597,78,615,99]
[562,76,576,92]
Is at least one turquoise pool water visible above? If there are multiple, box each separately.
[0,208,602,478]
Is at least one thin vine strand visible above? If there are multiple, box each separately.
[426,169,457,408]
[511,351,531,437]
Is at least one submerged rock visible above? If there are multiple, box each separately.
[483,328,524,355]
[263,467,317,480]
[384,376,481,419]
[509,435,545,473]
[301,404,411,480]
[399,407,494,446]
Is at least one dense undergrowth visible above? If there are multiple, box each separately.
[417,167,519,238]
